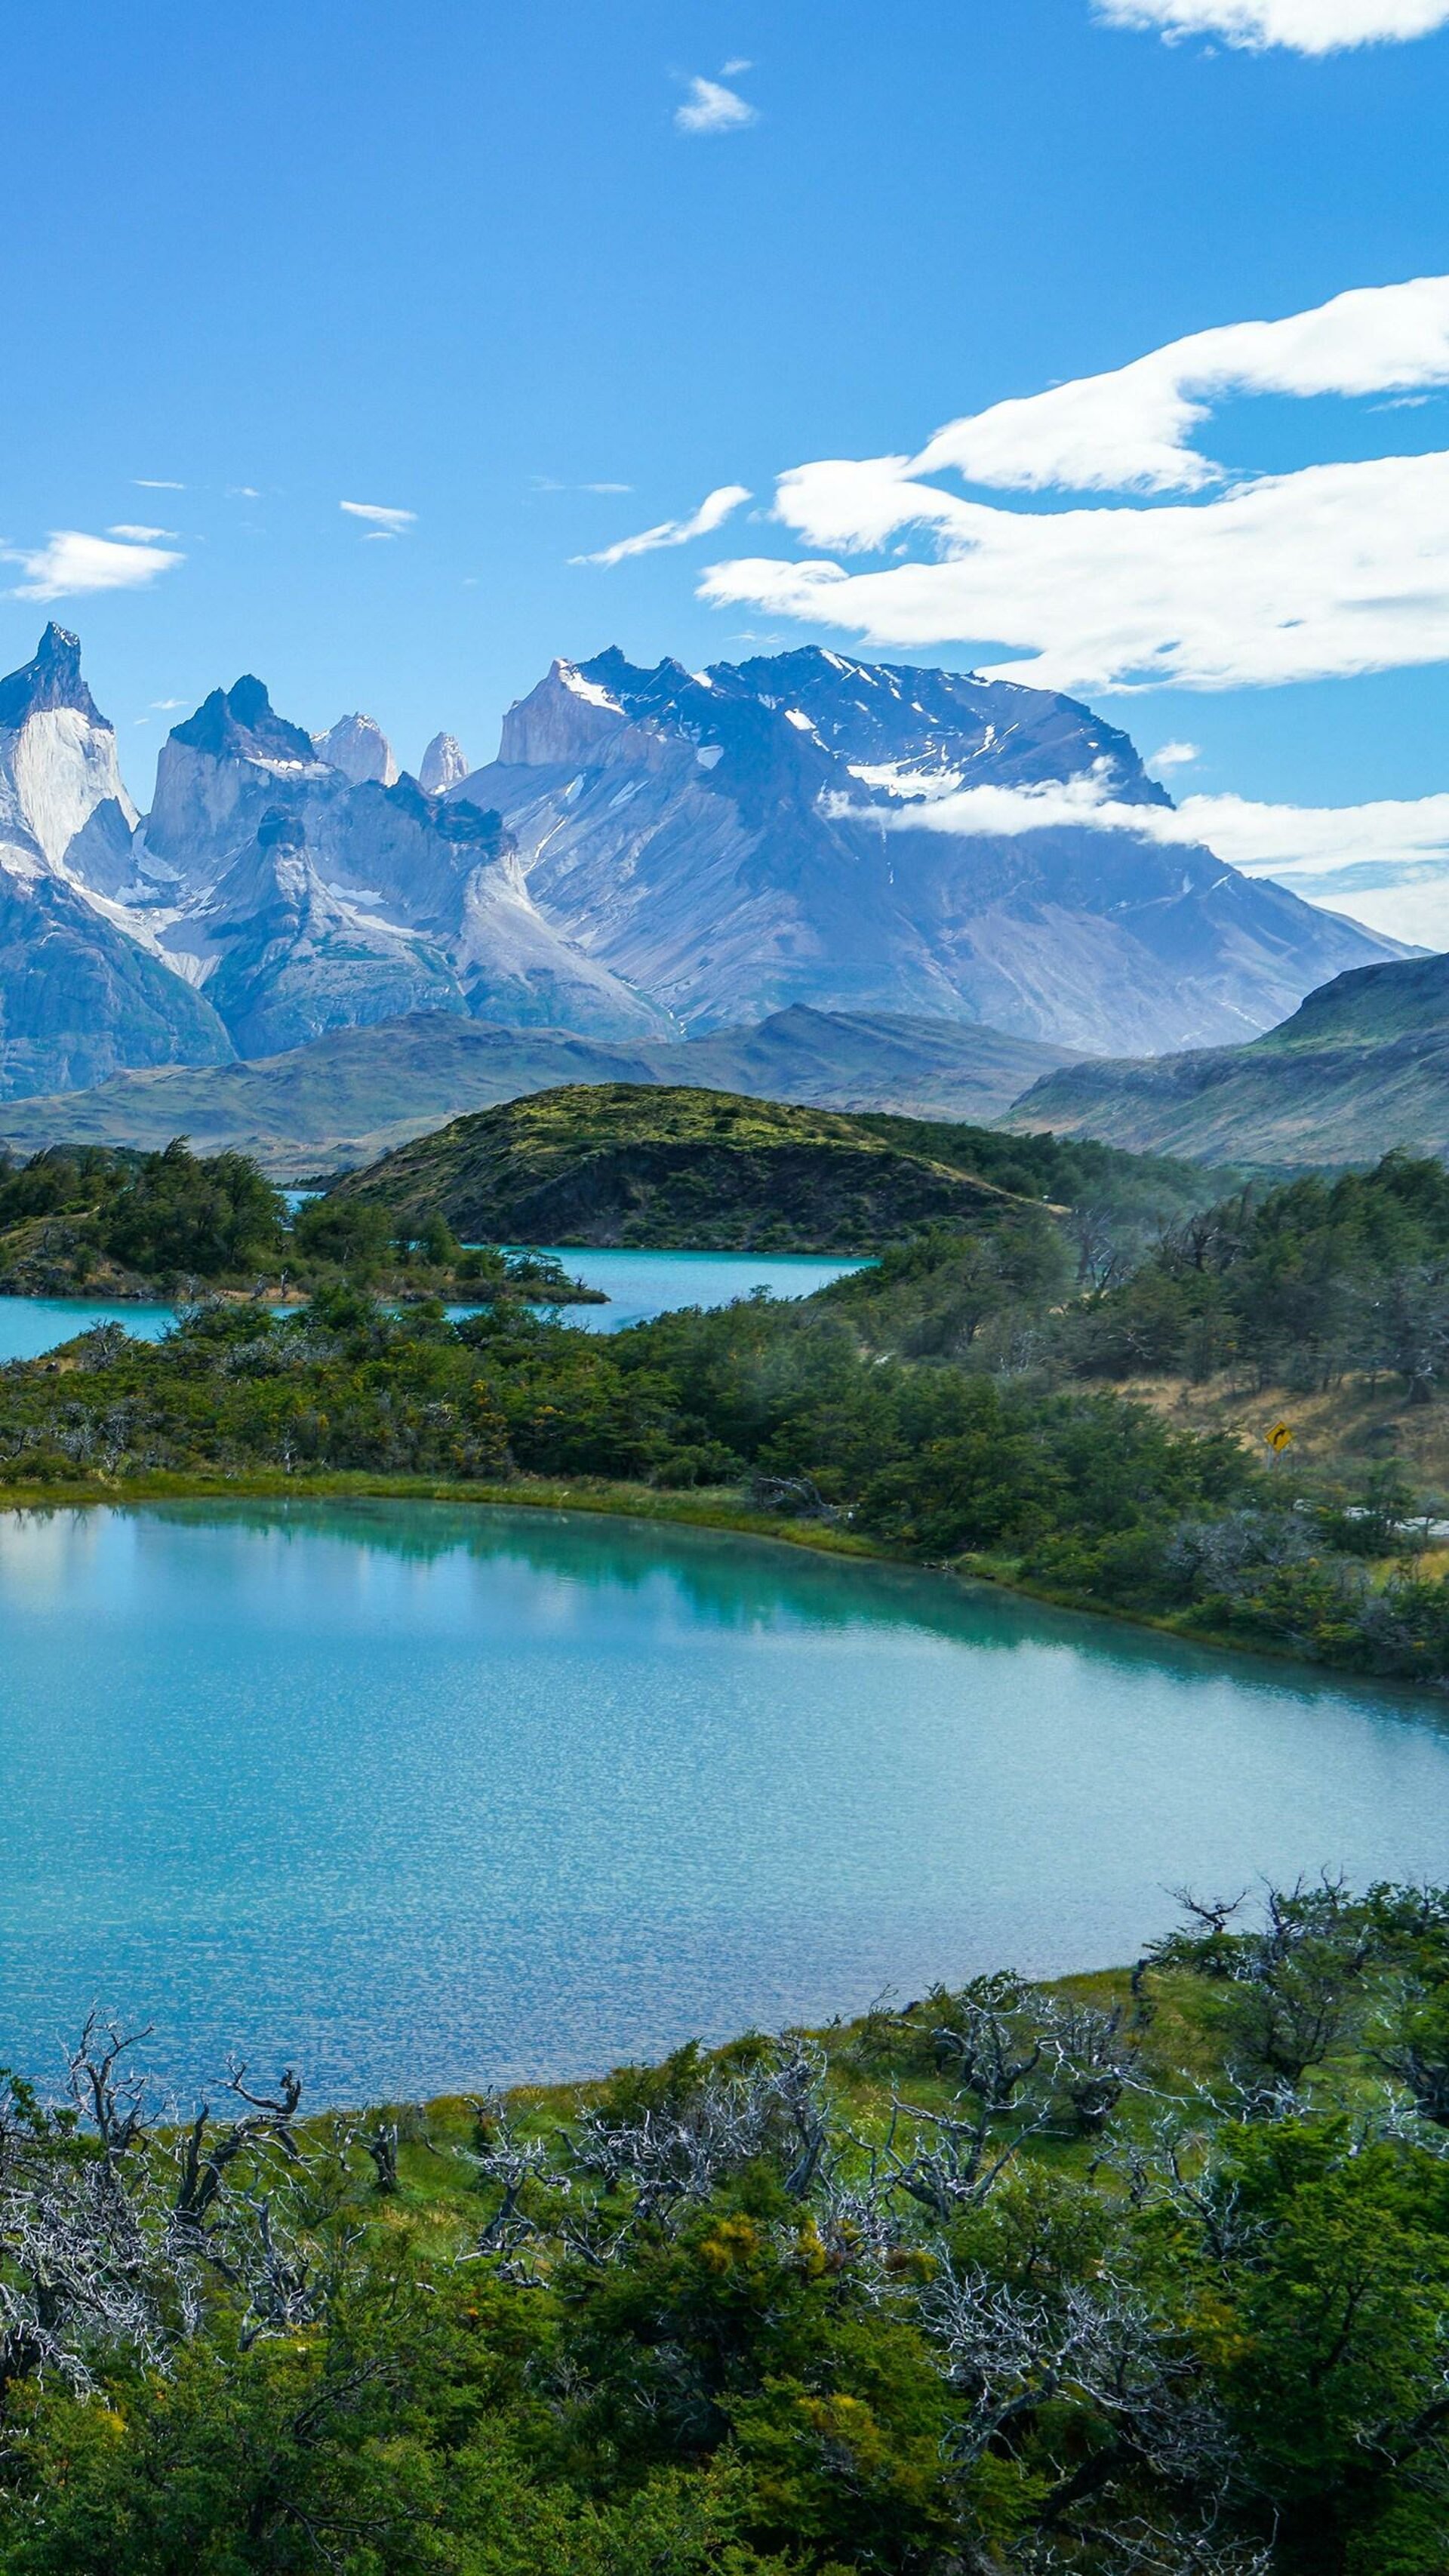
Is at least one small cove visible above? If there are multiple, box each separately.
[0,1247,869,1362]
[3,1493,1448,2101]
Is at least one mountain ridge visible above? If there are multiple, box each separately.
[0,1003,1079,1173]
[1008,949,1449,1165]
[0,624,1409,1103]
[454,645,1398,1054]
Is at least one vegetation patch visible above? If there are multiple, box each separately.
[8,1881,1449,2571]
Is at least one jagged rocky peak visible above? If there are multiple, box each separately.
[169,675,320,769]
[314,711,399,787]
[0,623,107,731]
[498,656,635,765]
[419,731,469,795]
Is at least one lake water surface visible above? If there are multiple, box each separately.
[0,1248,866,1363]
[3,1496,1448,2103]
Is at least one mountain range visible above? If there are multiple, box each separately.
[0,623,1401,1102]
[0,1005,1077,1174]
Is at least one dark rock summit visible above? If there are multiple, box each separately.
[0,623,106,730]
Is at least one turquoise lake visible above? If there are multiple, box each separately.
[3,1495,1449,2103]
[0,1248,867,1363]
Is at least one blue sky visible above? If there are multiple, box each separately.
[4,0,1448,931]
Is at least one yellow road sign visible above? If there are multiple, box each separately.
[1266,1420,1294,1453]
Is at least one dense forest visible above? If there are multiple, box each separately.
[7,1879,1449,2572]
[0,1140,595,1306]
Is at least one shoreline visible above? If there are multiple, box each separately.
[0,1463,1429,1695]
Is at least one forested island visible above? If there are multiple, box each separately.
[3,1126,1449,1683]
[6,1877,1449,2573]
[0,1138,601,1308]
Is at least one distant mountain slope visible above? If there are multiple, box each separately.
[455,645,1400,1055]
[1008,950,1449,1165]
[327,1083,1041,1251]
[0,1006,1076,1172]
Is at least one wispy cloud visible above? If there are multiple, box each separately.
[1150,740,1201,768]
[5,529,185,602]
[340,500,417,534]
[675,75,757,134]
[108,522,177,542]
[909,276,1449,497]
[840,764,1449,945]
[133,479,185,491]
[149,697,186,710]
[226,484,261,500]
[583,481,634,495]
[577,483,752,568]
[1096,0,1449,51]
[703,276,1449,694]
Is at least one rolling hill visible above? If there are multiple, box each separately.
[324,1085,1048,1251]
[1008,950,1449,1165]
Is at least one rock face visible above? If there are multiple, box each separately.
[0,626,232,1096]
[419,731,468,795]
[0,622,140,896]
[454,648,1401,1056]
[135,676,665,1052]
[313,712,399,787]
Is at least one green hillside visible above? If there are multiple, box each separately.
[1010,949,1449,1166]
[325,1082,1219,1252]
[325,1083,1047,1250]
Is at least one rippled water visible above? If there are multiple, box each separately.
[2,1497,1447,2102]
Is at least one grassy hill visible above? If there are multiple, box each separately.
[325,1083,1059,1250]
[0,1006,1078,1175]
[1010,949,1449,1166]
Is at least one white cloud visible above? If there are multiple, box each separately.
[340,500,416,532]
[5,529,184,602]
[912,276,1449,496]
[1151,740,1201,768]
[1097,0,1449,53]
[840,764,1449,946]
[706,450,1449,693]
[226,485,261,500]
[149,697,186,710]
[583,481,634,494]
[675,75,757,134]
[107,522,177,542]
[133,479,185,491]
[1174,789,1449,944]
[702,276,1449,694]
[577,483,752,568]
